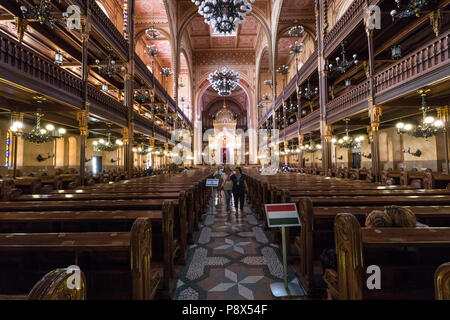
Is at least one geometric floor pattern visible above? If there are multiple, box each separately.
[172,191,306,300]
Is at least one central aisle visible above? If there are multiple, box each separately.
[173,191,305,300]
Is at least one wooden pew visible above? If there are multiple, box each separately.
[13,177,42,194]
[0,179,22,201]
[0,198,180,293]
[294,197,450,296]
[435,262,450,300]
[0,217,159,299]
[0,267,86,300]
[0,202,175,296]
[424,172,450,189]
[334,213,450,300]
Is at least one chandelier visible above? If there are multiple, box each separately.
[145,23,161,40]
[302,77,318,100]
[208,67,240,96]
[18,0,56,27]
[192,0,255,34]
[390,0,432,20]
[395,88,445,138]
[145,44,158,59]
[161,68,172,79]
[301,136,321,153]
[288,25,304,38]
[133,146,152,155]
[10,109,66,144]
[277,65,289,75]
[334,118,365,149]
[93,126,123,152]
[289,40,304,56]
[95,50,125,77]
[328,42,358,73]
[134,89,152,104]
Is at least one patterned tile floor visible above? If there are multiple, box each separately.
[172,191,306,300]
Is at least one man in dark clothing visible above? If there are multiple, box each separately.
[230,167,248,215]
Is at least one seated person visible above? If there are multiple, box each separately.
[365,210,393,228]
[384,205,428,227]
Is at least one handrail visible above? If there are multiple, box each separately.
[327,79,371,116]
[323,0,365,56]
[0,32,83,101]
[87,85,128,118]
[374,31,449,95]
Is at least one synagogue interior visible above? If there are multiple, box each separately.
[0,0,449,302]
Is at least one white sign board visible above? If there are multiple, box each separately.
[205,179,219,187]
[265,203,300,228]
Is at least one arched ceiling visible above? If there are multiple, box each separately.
[135,0,172,68]
[202,86,247,116]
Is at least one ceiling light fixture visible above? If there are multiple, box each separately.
[192,0,255,35]
[208,67,240,96]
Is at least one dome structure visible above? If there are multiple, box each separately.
[213,100,237,130]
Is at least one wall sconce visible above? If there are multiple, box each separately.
[337,155,343,160]
[111,158,119,163]
[361,152,372,159]
[85,158,92,163]
[36,153,54,162]
[315,157,322,161]
[403,148,421,157]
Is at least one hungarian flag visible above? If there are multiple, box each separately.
[265,203,300,227]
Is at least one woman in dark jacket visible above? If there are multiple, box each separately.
[230,167,248,215]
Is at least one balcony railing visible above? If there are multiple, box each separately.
[374,31,449,97]
[72,0,129,58]
[299,109,320,134]
[87,85,127,119]
[327,79,371,118]
[0,32,83,104]
[323,0,365,56]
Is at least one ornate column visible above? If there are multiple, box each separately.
[79,9,91,185]
[316,0,331,173]
[298,134,304,168]
[369,106,382,181]
[77,111,89,185]
[124,0,136,174]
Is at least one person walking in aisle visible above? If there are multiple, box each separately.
[219,166,233,212]
[230,167,248,215]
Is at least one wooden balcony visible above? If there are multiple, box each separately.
[374,30,449,103]
[72,0,129,59]
[323,0,366,57]
[87,85,128,127]
[299,109,320,134]
[0,32,83,108]
[327,79,371,123]
[326,30,449,123]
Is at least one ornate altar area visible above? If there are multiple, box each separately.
[208,101,244,165]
